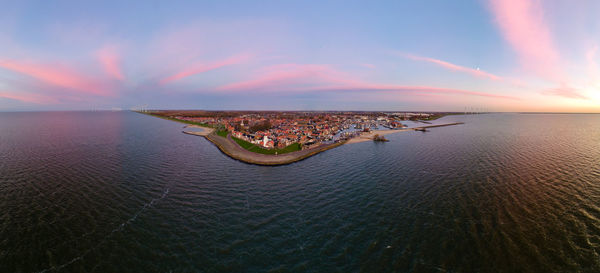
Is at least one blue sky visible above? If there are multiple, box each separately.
[1,0,599,112]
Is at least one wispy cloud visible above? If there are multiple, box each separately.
[218,64,348,91]
[160,53,252,84]
[0,59,112,96]
[542,86,587,99]
[0,91,58,104]
[404,54,502,80]
[586,45,599,84]
[318,85,520,100]
[219,63,518,100]
[361,63,376,69]
[488,0,562,80]
[488,0,592,100]
[97,46,124,80]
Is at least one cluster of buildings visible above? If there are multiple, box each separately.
[174,112,434,149]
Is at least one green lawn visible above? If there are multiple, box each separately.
[231,137,301,155]
[216,130,228,137]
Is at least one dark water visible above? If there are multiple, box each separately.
[1,112,599,273]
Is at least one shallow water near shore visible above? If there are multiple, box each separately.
[1,111,600,272]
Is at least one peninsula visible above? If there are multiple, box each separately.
[142,110,463,165]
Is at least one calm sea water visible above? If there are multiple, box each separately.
[1,111,599,272]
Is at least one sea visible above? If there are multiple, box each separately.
[1,111,599,272]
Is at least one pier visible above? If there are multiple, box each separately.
[412,122,464,131]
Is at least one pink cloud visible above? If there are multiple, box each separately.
[0,91,58,104]
[489,0,562,80]
[160,54,251,84]
[318,85,520,100]
[218,64,348,91]
[218,63,518,100]
[0,59,112,96]
[542,86,587,99]
[97,47,124,80]
[406,54,502,80]
[586,45,599,82]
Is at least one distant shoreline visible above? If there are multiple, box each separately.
[142,111,463,166]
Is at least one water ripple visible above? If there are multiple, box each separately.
[1,112,600,272]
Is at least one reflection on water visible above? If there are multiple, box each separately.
[1,111,599,272]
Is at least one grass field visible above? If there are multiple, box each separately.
[216,130,228,137]
[231,137,301,155]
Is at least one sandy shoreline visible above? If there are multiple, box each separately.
[182,125,215,136]
[345,129,412,144]
[346,122,464,144]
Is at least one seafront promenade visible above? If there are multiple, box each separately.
[204,133,344,165]
[182,125,344,165]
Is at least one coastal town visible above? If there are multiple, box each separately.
[152,111,446,150]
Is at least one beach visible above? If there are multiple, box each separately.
[345,129,412,144]
[182,125,215,136]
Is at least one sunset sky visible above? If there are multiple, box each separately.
[1,0,599,112]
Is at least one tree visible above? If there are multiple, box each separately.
[373,134,388,142]
[249,120,271,132]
